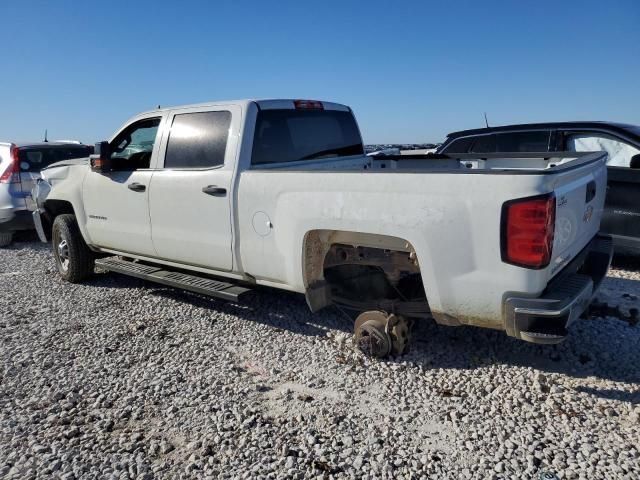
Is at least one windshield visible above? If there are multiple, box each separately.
[251,109,363,165]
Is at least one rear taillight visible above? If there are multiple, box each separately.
[501,193,556,269]
[294,99,324,110]
[0,144,20,184]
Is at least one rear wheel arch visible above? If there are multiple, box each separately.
[301,229,427,313]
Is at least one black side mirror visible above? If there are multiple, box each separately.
[630,154,640,169]
[90,141,111,173]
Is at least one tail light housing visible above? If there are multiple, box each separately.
[501,193,556,269]
[0,144,20,184]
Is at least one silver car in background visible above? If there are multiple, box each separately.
[0,141,92,247]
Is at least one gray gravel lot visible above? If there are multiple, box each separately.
[1,233,639,479]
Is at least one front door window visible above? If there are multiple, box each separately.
[109,118,161,171]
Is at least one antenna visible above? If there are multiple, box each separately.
[44,129,48,142]
[483,113,490,129]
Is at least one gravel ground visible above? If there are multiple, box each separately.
[1,233,639,480]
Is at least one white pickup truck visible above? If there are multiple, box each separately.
[32,99,613,356]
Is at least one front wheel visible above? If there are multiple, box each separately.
[52,214,94,282]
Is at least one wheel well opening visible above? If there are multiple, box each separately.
[303,230,430,318]
[41,200,75,240]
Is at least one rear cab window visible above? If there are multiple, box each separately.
[441,130,551,155]
[19,145,92,172]
[251,107,363,165]
[470,135,496,153]
[496,131,550,152]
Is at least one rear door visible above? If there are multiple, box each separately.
[563,131,640,244]
[148,105,241,270]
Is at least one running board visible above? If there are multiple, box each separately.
[95,257,251,302]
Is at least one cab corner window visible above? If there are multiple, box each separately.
[442,137,474,154]
[109,118,161,171]
[164,111,231,169]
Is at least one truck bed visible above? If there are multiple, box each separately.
[238,150,608,330]
[250,151,603,174]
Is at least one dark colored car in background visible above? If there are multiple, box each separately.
[437,122,640,254]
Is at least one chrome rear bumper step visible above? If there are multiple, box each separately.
[95,256,251,302]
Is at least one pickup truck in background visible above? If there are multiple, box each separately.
[437,122,640,255]
[32,99,614,356]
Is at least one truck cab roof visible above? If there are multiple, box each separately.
[137,99,351,117]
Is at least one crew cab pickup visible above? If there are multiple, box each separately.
[32,99,613,355]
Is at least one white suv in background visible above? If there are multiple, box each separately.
[0,141,92,246]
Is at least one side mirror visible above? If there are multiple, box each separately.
[90,141,111,173]
[630,154,640,169]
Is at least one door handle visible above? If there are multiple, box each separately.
[202,185,227,196]
[128,182,146,192]
[585,180,596,203]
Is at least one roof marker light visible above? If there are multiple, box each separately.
[294,100,324,110]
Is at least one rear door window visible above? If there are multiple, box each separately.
[164,111,231,169]
[19,146,92,172]
[496,131,550,152]
[251,109,363,165]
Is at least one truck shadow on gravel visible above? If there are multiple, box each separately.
[14,233,637,396]
[86,271,640,394]
[405,316,640,391]
[86,273,353,339]
[612,253,640,272]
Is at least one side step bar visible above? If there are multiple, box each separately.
[95,256,251,302]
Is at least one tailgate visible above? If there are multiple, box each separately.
[549,152,608,277]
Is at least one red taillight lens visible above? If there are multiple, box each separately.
[294,99,324,110]
[501,194,556,269]
[0,144,20,184]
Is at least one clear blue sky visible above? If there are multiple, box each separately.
[1,0,638,144]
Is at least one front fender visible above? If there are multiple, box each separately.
[34,165,93,245]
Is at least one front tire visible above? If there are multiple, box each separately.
[0,232,13,248]
[52,214,94,282]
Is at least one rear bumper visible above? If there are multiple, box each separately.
[0,210,33,233]
[504,234,613,344]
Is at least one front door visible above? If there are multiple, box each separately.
[148,106,239,270]
[563,131,640,242]
[83,116,163,256]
